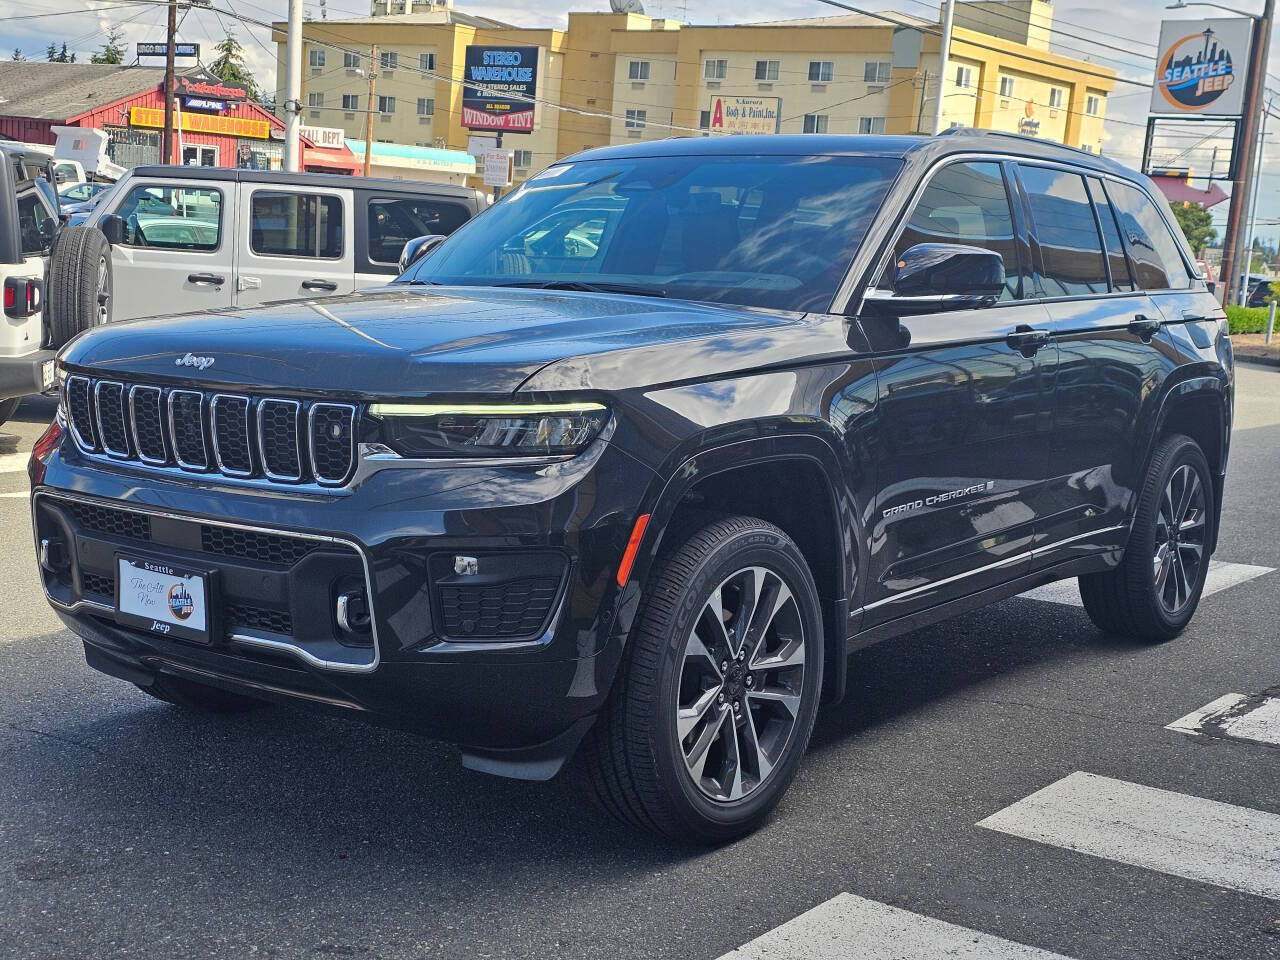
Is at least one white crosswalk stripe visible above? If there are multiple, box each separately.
[716,893,1077,960]
[1169,693,1280,746]
[1019,561,1274,606]
[0,451,31,474]
[979,772,1280,900]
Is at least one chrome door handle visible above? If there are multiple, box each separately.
[187,273,224,287]
[1006,326,1051,356]
[1129,314,1163,340]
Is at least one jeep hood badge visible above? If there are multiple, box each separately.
[175,353,215,371]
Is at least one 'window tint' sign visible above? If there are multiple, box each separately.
[462,45,539,132]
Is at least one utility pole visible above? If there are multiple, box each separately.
[1238,93,1272,304]
[916,69,930,133]
[363,45,378,177]
[1220,0,1273,306]
[161,0,177,164]
[931,0,954,135]
[283,0,303,172]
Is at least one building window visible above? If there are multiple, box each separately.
[513,149,533,168]
[999,75,1015,98]
[704,58,728,80]
[755,59,779,81]
[379,50,398,71]
[307,91,324,108]
[378,95,396,114]
[808,60,834,83]
[342,93,359,111]
[419,52,435,72]
[1082,143,1095,153]
[1048,87,1064,108]
[309,48,325,68]
[1086,94,1102,116]
[802,113,829,134]
[344,51,360,69]
[699,109,711,130]
[858,116,886,134]
[628,60,650,81]
[417,97,434,117]
[955,65,973,89]
[625,109,647,128]
[863,61,891,83]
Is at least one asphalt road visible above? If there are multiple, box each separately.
[2,368,1279,960]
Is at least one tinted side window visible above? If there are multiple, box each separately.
[1018,166,1107,296]
[892,161,1024,300]
[1106,180,1191,291]
[251,192,343,259]
[113,185,222,251]
[367,197,470,264]
[16,182,55,257]
[1087,177,1133,292]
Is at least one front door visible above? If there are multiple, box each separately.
[859,159,1055,626]
[105,180,234,322]
[234,185,355,307]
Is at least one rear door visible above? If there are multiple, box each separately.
[356,192,475,285]
[1016,165,1179,563]
[104,179,234,321]
[234,184,354,306]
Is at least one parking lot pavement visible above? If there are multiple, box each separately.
[3,367,1280,960]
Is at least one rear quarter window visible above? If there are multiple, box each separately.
[1105,180,1192,291]
[367,197,470,264]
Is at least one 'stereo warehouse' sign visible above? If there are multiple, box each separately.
[462,45,539,132]
[1151,17,1253,117]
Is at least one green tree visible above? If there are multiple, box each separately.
[90,27,125,65]
[46,42,76,63]
[1170,201,1217,257]
[209,30,259,101]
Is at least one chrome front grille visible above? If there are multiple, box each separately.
[65,375,357,487]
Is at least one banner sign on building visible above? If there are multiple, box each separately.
[176,74,248,103]
[300,125,346,149]
[129,106,270,140]
[462,45,539,132]
[138,42,199,58]
[708,96,781,135]
[182,96,226,113]
[1151,18,1253,117]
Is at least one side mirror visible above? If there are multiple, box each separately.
[866,242,1006,316]
[398,234,447,274]
[100,214,127,246]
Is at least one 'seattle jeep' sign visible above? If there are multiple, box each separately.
[462,45,539,132]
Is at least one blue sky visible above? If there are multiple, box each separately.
[1,0,1275,244]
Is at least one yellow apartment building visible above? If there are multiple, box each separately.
[274,0,1115,190]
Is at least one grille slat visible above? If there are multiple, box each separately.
[211,394,253,476]
[67,501,152,541]
[224,603,293,635]
[65,377,357,487]
[201,525,314,566]
[258,399,302,481]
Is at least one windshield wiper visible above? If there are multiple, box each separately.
[493,279,667,298]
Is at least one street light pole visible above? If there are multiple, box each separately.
[1238,94,1272,303]
[283,0,303,172]
[932,0,954,135]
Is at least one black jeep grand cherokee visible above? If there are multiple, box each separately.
[30,132,1232,842]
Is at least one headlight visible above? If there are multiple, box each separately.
[368,401,609,459]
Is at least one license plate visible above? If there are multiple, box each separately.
[115,555,211,644]
[40,360,55,392]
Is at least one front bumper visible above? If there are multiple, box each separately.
[33,435,656,778]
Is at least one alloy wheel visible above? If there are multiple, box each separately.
[675,566,806,803]
[1153,463,1207,614]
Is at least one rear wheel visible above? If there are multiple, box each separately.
[1079,434,1214,642]
[579,515,824,843]
[136,674,264,714]
[0,397,19,428]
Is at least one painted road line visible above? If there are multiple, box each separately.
[1169,692,1280,746]
[979,772,1280,900]
[1019,561,1274,606]
[0,491,29,498]
[716,893,1076,960]
[0,451,31,474]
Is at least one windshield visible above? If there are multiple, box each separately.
[401,154,901,312]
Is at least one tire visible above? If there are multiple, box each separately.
[47,225,111,348]
[1079,434,1214,642]
[579,515,825,843]
[0,397,19,428]
[135,674,265,714]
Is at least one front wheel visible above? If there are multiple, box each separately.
[1079,434,1214,642]
[579,515,824,843]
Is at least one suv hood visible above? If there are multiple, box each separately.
[59,286,844,396]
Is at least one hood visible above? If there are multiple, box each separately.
[59,286,818,397]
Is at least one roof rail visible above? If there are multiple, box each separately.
[936,126,1098,158]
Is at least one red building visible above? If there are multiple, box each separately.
[0,61,358,173]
